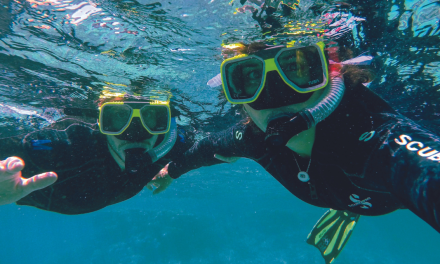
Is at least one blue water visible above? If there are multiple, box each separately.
[1,0,440,263]
[1,159,439,263]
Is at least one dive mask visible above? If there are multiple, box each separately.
[221,42,329,109]
[98,100,171,137]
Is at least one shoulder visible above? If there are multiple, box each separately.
[339,81,397,115]
[23,117,102,148]
[47,117,99,131]
[22,117,106,171]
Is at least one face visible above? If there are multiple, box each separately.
[243,46,326,131]
[99,98,169,169]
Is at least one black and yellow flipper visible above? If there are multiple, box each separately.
[306,209,361,264]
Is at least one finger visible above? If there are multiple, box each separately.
[4,157,25,174]
[153,177,173,195]
[22,172,58,193]
[214,154,229,162]
[153,186,166,195]
[214,154,239,163]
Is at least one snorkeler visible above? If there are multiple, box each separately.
[148,2,440,264]
[0,94,190,214]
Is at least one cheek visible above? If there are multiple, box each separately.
[244,105,269,131]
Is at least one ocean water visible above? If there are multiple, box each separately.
[1,159,440,263]
[1,0,440,263]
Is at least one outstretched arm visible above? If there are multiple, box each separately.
[146,122,265,194]
[167,122,265,179]
[382,120,440,232]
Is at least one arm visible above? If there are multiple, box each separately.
[379,119,440,232]
[167,122,265,179]
[147,122,263,194]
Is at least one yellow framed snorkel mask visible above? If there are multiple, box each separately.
[220,42,329,105]
[98,100,171,136]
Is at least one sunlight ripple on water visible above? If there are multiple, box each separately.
[0,0,439,135]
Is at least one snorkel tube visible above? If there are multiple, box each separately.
[265,76,345,148]
[146,117,178,164]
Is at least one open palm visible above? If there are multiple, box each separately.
[0,157,57,206]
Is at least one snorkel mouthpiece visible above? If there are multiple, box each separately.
[125,148,153,176]
[123,118,178,175]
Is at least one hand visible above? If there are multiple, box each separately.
[146,164,173,195]
[214,154,240,163]
[0,157,57,206]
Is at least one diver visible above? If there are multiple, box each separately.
[147,5,440,264]
[0,94,189,214]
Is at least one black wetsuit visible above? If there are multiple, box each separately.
[0,117,191,215]
[168,82,440,233]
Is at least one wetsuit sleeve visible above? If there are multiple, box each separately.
[167,122,265,179]
[376,118,440,232]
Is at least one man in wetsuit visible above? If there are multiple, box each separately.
[0,94,189,214]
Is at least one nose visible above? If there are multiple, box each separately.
[115,118,153,141]
[266,70,285,86]
[264,71,313,104]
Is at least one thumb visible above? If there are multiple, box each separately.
[145,183,154,191]
[22,172,58,194]
[153,186,166,195]
[214,154,240,163]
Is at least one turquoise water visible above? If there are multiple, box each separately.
[1,0,440,263]
[2,160,439,263]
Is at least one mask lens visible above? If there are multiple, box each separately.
[140,105,169,133]
[101,104,132,133]
[277,46,324,89]
[225,58,264,100]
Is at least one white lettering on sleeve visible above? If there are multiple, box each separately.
[395,134,412,145]
[427,153,440,162]
[406,141,424,151]
[417,147,439,157]
[394,134,440,163]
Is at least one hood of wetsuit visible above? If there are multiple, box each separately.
[248,71,314,110]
